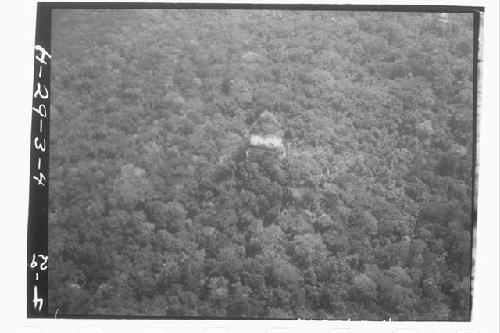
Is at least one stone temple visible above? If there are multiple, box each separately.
[247,111,285,158]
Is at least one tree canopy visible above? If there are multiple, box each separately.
[48,9,474,320]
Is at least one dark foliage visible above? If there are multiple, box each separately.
[48,9,474,320]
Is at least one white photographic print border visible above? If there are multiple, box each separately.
[1,0,497,332]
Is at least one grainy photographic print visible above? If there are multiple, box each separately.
[46,7,477,320]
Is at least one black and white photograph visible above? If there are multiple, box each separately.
[43,6,478,320]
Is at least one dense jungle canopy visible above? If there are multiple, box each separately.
[48,9,474,320]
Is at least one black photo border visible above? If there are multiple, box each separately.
[27,2,484,320]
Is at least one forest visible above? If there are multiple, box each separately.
[48,9,475,320]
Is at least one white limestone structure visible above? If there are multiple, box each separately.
[249,134,283,148]
[247,111,285,158]
[438,13,449,23]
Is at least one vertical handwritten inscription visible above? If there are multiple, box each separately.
[28,44,51,315]
[27,5,51,317]
[30,253,48,312]
[32,45,50,188]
